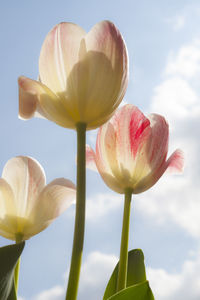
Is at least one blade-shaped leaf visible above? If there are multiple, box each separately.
[108,281,155,300]
[0,242,25,300]
[103,249,146,299]
[127,249,146,286]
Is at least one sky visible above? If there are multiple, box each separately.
[0,0,200,299]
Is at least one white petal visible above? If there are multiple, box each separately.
[0,178,15,218]
[95,124,124,193]
[77,21,128,127]
[2,156,46,218]
[18,76,50,120]
[39,22,86,94]
[23,178,76,238]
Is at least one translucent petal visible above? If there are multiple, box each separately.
[134,149,184,194]
[39,22,86,94]
[147,114,169,171]
[2,156,46,218]
[23,178,76,238]
[18,76,75,128]
[77,21,128,127]
[86,145,98,172]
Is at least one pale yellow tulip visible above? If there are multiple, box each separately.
[18,21,128,130]
[0,156,76,241]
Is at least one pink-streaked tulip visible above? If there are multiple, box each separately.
[86,104,184,194]
[18,21,128,130]
[0,156,76,241]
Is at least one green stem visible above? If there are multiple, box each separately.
[116,188,132,292]
[66,122,86,300]
[14,233,23,294]
[14,258,21,293]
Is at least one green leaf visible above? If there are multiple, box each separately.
[0,242,25,300]
[127,249,146,286]
[108,281,155,300]
[103,249,146,300]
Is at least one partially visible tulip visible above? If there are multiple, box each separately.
[0,156,76,241]
[18,21,128,130]
[86,104,184,194]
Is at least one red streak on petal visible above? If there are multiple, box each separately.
[129,115,150,157]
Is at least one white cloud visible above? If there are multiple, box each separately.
[151,76,198,125]
[33,285,64,300]
[137,174,200,237]
[136,37,200,238]
[148,251,200,300]
[86,193,122,221]
[165,15,186,31]
[25,249,200,300]
[78,252,118,299]
[165,40,200,78]
[28,251,117,300]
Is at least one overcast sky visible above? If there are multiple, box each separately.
[1,1,200,299]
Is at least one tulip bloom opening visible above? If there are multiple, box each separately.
[0,156,76,241]
[86,104,184,292]
[18,21,128,130]
[86,104,184,194]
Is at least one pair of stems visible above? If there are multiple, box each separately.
[66,123,132,298]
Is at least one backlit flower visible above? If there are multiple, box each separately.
[86,104,184,194]
[0,156,76,241]
[18,21,128,130]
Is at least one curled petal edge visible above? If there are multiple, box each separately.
[86,145,98,172]
[18,76,55,120]
[134,149,184,194]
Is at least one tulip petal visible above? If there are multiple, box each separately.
[134,149,184,193]
[2,157,46,218]
[147,114,169,171]
[95,124,124,193]
[39,22,86,94]
[86,145,98,172]
[0,180,33,241]
[23,178,76,238]
[96,124,116,177]
[76,21,128,127]
[113,105,150,178]
[18,76,51,119]
[0,179,15,218]
[0,179,18,240]
[18,76,75,128]
[166,149,184,173]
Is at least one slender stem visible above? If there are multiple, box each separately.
[116,188,132,292]
[66,122,86,300]
[14,258,21,292]
[14,233,23,293]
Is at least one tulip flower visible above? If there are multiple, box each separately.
[86,104,184,194]
[0,156,76,242]
[18,21,128,130]
[18,21,128,300]
[86,104,184,292]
